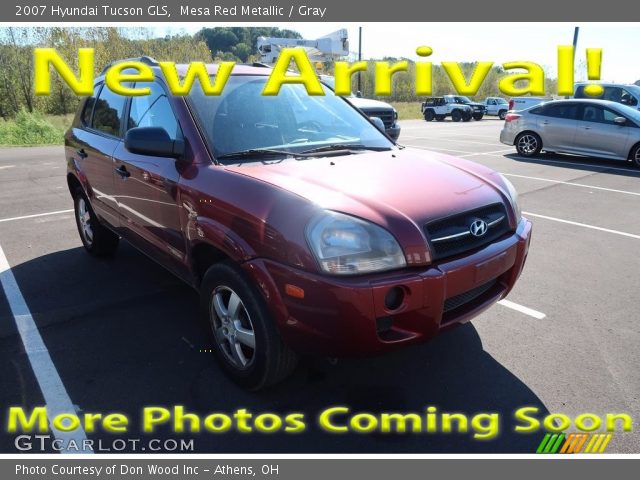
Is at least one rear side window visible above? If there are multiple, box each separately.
[128,82,182,140]
[81,85,100,126]
[537,103,579,119]
[92,86,127,137]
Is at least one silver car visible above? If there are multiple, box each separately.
[500,99,640,167]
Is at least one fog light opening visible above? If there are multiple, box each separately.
[384,286,405,311]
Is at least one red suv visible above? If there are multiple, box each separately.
[65,57,532,389]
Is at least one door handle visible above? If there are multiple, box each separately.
[76,148,88,159]
[584,126,592,130]
[114,166,130,178]
[542,121,549,125]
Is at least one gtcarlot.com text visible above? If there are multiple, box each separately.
[14,435,194,452]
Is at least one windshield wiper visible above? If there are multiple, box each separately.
[216,148,296,161]
[300,144,392,155]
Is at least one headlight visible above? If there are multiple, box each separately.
[498,174,522,221]
[306,211,406,275]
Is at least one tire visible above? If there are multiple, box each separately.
[200,261,297,390]
[435,115,445,122]
[631,143,640,168]
[498,110,507,120]
[463,112,472,122]
[473,113,484,121]
[515,132,542,157]
[423,109,435,122]
[73,188,119,256]
[451,110,462,122]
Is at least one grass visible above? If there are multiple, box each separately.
[390,102,424,121]
[0,111,73,147]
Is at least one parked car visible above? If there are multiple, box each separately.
[500,99,640,166]
[574,82,640,110]
[443,95,486,120]
[508,97,553,112]
[320,75,400,141]
[421,96,473,122]
[484,97,509,120]
[66,58,532,389]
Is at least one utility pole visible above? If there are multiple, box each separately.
[572,27,579,60]
[357,26,362,94]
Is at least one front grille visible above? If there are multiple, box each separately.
[361,108,394,128]
[425,203,510,260]
[444,279,497,313]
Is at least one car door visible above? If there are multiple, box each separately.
[70,83,126,227]
[574,104,633,159]
[534,102,579,151]
[486,99,497,115]
[111,80,187,275]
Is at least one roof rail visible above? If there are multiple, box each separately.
[100,56,158,75]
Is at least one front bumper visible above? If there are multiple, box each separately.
[243,218,532,357]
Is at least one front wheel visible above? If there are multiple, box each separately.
[73,189,119,256]
[515,132,542,157]
[631,143,640,168]
[473,113,484,121]
[498,110,507,120]
[201,262,297,390]
[451,110,462,122]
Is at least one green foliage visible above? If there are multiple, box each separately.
[196,27,301,59]
[0,110,65,145]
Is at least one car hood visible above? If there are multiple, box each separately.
[346,97,394,110]
[223,149,510,244]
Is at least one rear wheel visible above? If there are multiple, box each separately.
[423,109,435,121]
[631,143,640,168]
[451,110,462,122]
[201,261,297,390]
[515,132,542,157]
[498,110,507,120]
[73,189,119,256]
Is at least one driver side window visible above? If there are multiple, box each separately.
[128,82,182,140]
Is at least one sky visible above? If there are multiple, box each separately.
[161,23,640,83]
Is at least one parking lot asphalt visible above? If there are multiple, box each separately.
[1,117,639,453]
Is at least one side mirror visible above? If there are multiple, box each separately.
[125,127,184,158]
[614,116,627,125]
[369,116,386,133]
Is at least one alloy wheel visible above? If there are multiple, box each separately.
[210,286,256,369]
[77,198,94,245]
[517,134,538,155]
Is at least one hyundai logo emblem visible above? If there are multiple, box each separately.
[469,219,488,237]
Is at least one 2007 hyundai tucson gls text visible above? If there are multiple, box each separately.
[65,59,532,390]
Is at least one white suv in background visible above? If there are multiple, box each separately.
[574,82,640,110]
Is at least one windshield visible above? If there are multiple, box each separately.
[495,98,508,104]
[188,75,391,162]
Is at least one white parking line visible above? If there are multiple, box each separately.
[0,245,90,453]
[462,149,514,157]
[514,156,639,175]
[0,209,74,223]
[402,144,474,155]
[497,299,546,319]
[0,165,15,170]
[504,173,640,196]
[401,136,502,147]
[523,211,640,240]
